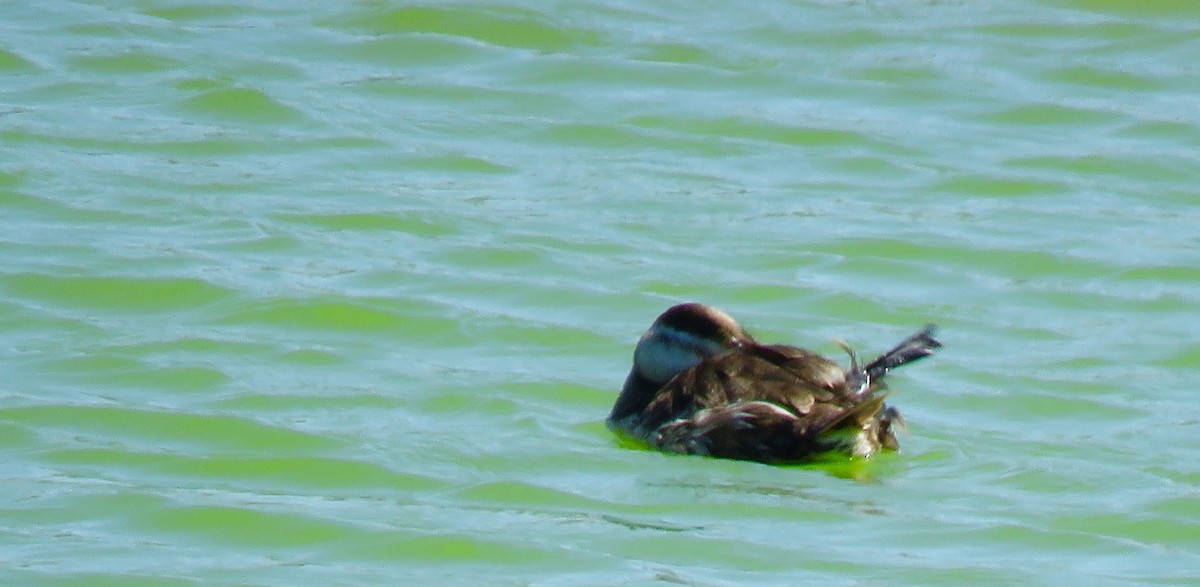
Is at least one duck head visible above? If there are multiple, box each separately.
[633,303,750,384]
[610,303,752,424]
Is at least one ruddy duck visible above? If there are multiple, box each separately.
[608,303,941,462]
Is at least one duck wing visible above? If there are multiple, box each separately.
[630,343,875,460]
[638,344,848,420]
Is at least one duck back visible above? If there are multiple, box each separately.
[628,344,891,461]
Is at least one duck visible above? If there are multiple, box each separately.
[608,303,941,463]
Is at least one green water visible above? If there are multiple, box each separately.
[2,1,1198,585]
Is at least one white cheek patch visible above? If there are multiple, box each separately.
[635,334,699,384]
[634,327,726,384]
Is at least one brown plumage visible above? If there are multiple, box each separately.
[608,303,940,463]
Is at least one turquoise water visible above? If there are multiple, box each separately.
[2,1,1198,585]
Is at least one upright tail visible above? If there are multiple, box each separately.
[827,325,940,455]
[863,324,941,382]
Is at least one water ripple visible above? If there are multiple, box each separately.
[2,1,1198,585]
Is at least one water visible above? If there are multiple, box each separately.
[2,1,1198,585]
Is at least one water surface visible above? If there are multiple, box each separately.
[2,1,1198,585]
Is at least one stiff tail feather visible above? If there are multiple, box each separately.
[863,324,941,382]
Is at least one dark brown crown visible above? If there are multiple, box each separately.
[655,303,747,342]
